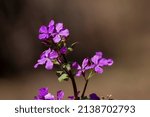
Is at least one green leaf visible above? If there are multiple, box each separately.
[68,47,73,52]
[56,71,64,77]
[58,73,69,82]
[56,71,63,74]
[66,64,71,71]
[53,59,59,65]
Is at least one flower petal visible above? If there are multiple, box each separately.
[48,20,54,27]
[91,55,99,64]
[39,26,48,33]
[98,58,113,66]
[44,93,55,100]
[34,63,39,68]
[72,62,81,69]
[37,58,47,64]
[82,58,89,68]
[56,23,63,32]
[94,66,103,74]
[59,29,69,37]
[38,88,49,97]
[85,64,94,70]
[53,35,61,43]
[49,50,58,59]
[107,59,114,66]
[45,59,53,70]
[38,34,49,40]
[48,26,54,34]
[96,52,103,58]
[76,70,82,77]
[57,90,64,100]
[34,58,46,68]
[48,20,55,34]
[41,48,51,58]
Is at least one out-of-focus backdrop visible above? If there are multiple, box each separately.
[0,0,150,99]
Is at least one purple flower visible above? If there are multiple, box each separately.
[72,58,92,77]
[34,87,55,100]
[53,23,69,43]
[39,87,49,97]
[38,20,55,40]
[44,93,55,100]
[34,88,64,100]
[60,47,67,54]
[34,48,58,70]
[57,90,64,100]
[89,93,100,100]
[91,52,113,74]
[38,20,69,43]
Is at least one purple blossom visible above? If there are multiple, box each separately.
[38,20,69,43]
[53,23,69,43]
[44,93,55,100]
[57,90,64,100]
[34,48,58,70]
[39,87,49,97]
[89,93,100,100]
[60,47,67,54]
[34,87,55,100]
[38,20,55,40]
[91,52,113,74]
[34,88,64,100]
[72,58,92,77]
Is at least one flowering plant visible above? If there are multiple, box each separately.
[34,20,113,100]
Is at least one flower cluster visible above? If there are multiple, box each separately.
[72,52,113,77]
[34,19,114,100]
[38,20,69,43]
[34,88,64,100]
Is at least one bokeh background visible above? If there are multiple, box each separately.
[0,0,150,99]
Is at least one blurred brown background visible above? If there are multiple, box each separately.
[0,0,150,99]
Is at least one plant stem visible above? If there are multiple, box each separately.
[81,79,89,99]
[62,54,78,100]
[69,72,78,100]
[54,41,78,100]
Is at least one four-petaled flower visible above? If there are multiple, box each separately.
[72,58,92,77]
[91,52,113,74]
[38,20,54,40]
[34,87,64,100]
[38,20,69,43]
[53,23,69,43]
[34,48,58,70]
